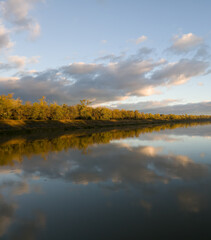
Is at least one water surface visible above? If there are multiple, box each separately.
[0,122,211,239]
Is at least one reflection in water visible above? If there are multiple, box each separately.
[0,122,211,239]
[0,194,15,238]
[1,121,211,165]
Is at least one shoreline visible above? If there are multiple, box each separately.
[0,119,211,134]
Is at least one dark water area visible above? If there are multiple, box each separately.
[0,122,211,240]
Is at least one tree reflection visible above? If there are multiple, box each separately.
[0,121,210,166]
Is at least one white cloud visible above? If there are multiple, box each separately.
[135,35,147,44]
[169,33,203,53]
[0,55,40,70]
[0,0,42,39]
[133,86,161,96]
[7,55,27,68]
[0,76,19,81]
[113,99,180,111]
[0,23,14,50]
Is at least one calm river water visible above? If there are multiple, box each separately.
[0,122,211,239]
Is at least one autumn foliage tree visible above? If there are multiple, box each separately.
[0,94,210,122]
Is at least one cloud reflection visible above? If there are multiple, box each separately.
[0,128,208,189]
[0,123,211,238]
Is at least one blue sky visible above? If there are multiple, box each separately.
[0,0,211,114]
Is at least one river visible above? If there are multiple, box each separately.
[0,122,211,239]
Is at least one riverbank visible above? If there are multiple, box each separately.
[0,119,211,134]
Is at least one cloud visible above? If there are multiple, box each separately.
[128,47,153,61]
[194,45,211,59]
[0,55,160,103]
[0,0,42,39]
[0,55,40,71]
[0,47,209,105]
[169,33,203,53]
[0,29,209,107]
[0,76,19,81]
[113,99,179,111]
[112,99,211,115]
[135,35,147,44]
[151,58,209,85]
[0,1,42,77]
[95,52,126,62]
[96,48,153,63]
[7,55,27,68]
[133,86,161,96]
[142,101,211,115]
[63,62,100,74]
[0,23,14,50]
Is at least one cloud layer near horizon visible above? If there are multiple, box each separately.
[114,101,211,115]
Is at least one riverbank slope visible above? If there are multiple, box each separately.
[0,119,211,134]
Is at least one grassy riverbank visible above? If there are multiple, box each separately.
[0,119,211,134]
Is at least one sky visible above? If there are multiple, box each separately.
[0,0,211,114]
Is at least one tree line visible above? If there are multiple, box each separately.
[0,94,210,121]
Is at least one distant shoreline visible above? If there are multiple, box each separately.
[0,119,211,134]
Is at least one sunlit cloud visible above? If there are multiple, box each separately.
[151,58,208,85]
[0,0,43,39]
[169,33,203,53]
[0,55,40,71]
[135,35,147,44]
[0,76,19,82]
[0,48,209,107]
